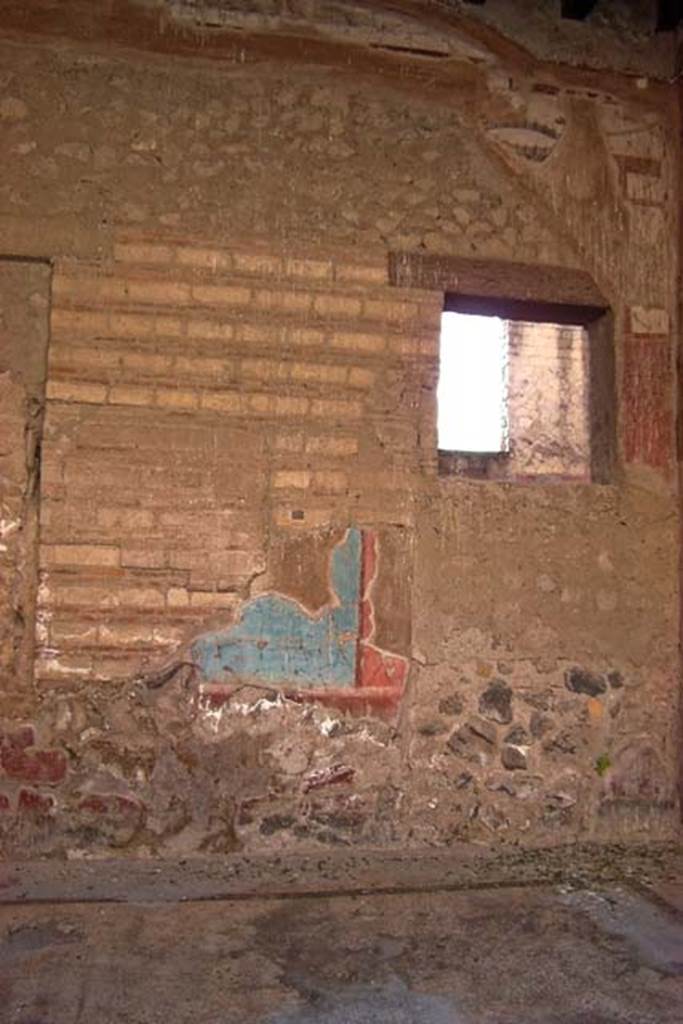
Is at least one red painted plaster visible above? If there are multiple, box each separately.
[623,336,673,470]
[198,527,408,716]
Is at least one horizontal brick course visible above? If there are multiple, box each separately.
[188,319,235,340]
[39,240,430,679]
[273,470,311,490]
[286,258,333,281]
[272,506,334,530]
[176,246,231,270]
[41,545,120,568]
[47,380,108,404]
[199,392,242,413]
[254,288,312,314]
[310,398,362,418]
[332,331,386,354]
[43,582,167,611]
[313,294,362,318]
[363,298,418,324]
[53,275,131,303]
[284,326,324,348]
[192,283,252,307]
[232,252,283,276]
[120,548,168,569]
[335,263,388,286]
[188,591,240,610]
[312,470,348,493]
[114,242,175,264]
[108,385,156,406]
[155,388,199,410]
[305,435,359,456]
[50,308,109,336]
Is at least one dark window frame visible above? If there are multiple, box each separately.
[389,253,615,484]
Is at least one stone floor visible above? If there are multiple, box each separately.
[2,844,683,1023]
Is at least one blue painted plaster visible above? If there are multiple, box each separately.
[192,528,361,687]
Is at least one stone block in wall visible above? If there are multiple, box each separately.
[628,306,669,337]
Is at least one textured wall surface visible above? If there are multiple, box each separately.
[0,263,50,700]
[0,0,679,856]
[506,321,590,480]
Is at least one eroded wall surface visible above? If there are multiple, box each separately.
[0,0,679,855]
[0,263,50,699]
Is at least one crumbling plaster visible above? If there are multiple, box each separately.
[0,0,679,856]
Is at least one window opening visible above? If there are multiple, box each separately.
[438,311,508,454]
[437,310,591,481]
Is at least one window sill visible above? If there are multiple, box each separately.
[438,450,510,480]
[437,450,597,485]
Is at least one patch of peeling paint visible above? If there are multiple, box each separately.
[190,528,409,712]
[192,528,362,687]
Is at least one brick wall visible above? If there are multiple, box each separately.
[37,239,440,688]
[0,5,678,855]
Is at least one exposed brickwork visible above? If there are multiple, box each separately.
[1,746,67,785]
[0,3,679,857]
[36,241,436,689]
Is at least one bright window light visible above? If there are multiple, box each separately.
[437,311,508,453]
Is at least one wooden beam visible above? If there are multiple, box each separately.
[388,252,608,324]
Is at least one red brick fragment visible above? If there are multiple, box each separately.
[78,793,143,819]
[17,788,55,814]
[1,746,68,785]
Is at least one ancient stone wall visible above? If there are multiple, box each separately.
[0,0,679,855]
[38,241,425,699]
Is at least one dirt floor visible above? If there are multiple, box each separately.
[2,843,683,1023]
